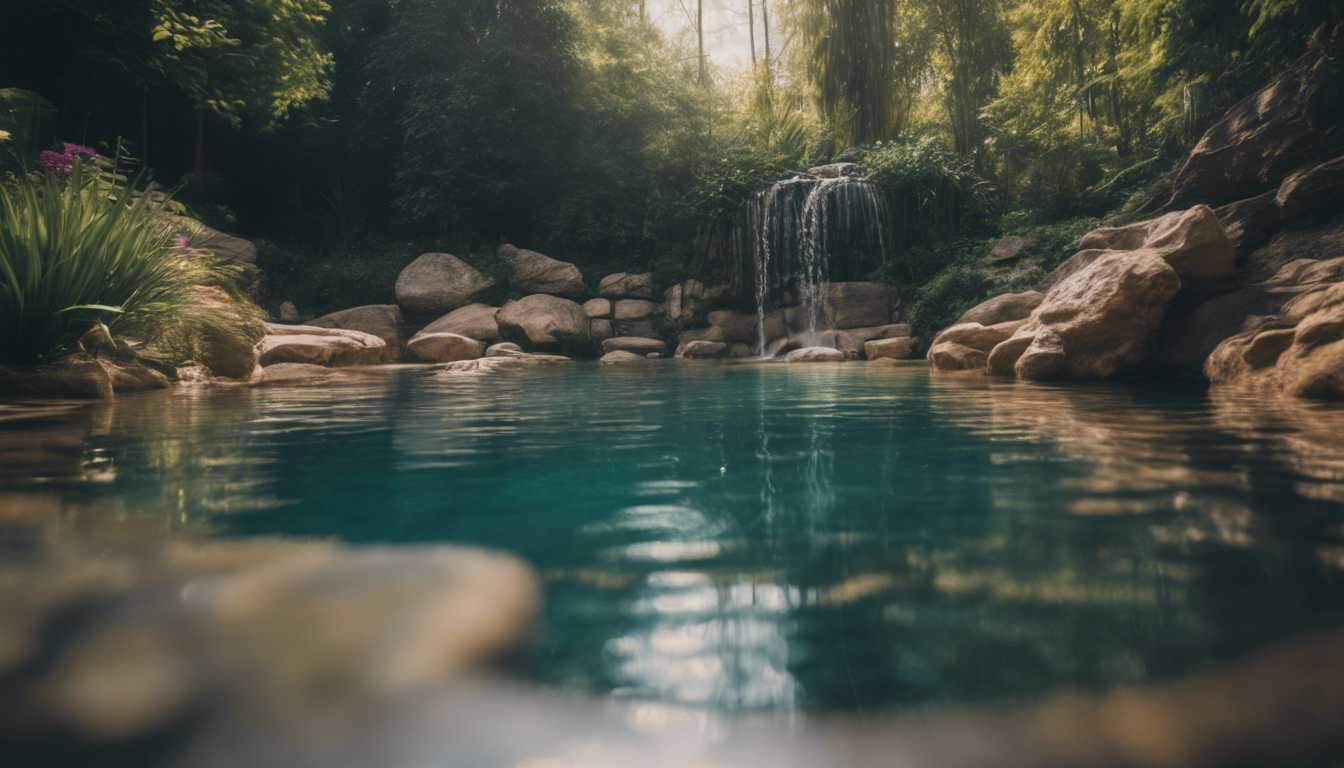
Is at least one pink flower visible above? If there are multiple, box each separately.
[62,143,97,160]
[175,234,194,254]
[39,150,73,175]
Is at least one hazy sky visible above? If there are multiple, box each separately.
[645,0,766,74]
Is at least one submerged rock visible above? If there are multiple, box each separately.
[395,253,493,314]
[601,337,666,356]
[599,350,645,364]
[435,354,572,374]
[256,324,387,368]
[781,346,845,363]
[675,340,728,359]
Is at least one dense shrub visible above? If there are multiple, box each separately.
[909,264,992,350]
[255,236,406,318]
[0,160,264,365]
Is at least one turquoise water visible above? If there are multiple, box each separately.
[5,361,1344,715]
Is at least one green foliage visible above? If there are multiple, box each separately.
[254,235,405,318]
[0,89,56,172]
[909,263,992,348]
[689,145,790,223]
[0,162,263,365]
[870,235,992,287]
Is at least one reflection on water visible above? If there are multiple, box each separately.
[2,363,1344,718]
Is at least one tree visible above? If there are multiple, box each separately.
[150,0,334,183]
[796,0,908,145]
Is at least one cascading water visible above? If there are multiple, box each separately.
[746,168,895,357]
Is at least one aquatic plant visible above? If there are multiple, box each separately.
[0,159,265,365]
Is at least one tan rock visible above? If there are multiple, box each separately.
[599,350,645,364]
[928,342,990,372]
[675,340,728,359]
[436,354,572,374]
[582,298,611,318]
[395,253,493,314]
[589,319,613,339]
[308,305,403,362]
[256,324,386,368]
[781,346,845,362]
[417,304,501,345]
[613,299,658,321]
[954,292,1044,327]
[598,272,654,299]
[502,245,584,298]
[865,337,915,361]
[601,337,666,356]
[678,327,725,345]
[494,295,589,352]
[406,332,482,363]
[707,310,757,343]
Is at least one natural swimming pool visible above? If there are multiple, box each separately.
[4,360,1344,718]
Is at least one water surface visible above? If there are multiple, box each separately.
[4,361,1343,716]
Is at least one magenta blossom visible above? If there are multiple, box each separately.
[39,150,74,175]
[175,234,194,255]
[62,143,97,160]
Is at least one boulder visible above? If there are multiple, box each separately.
[707,310,758,343]
[417,303,502,345]
[484,342,526,358]
[1047,249,1109,288]
[704,284,731,300]
[987,251,1183,380]
[1152,285,1289,375]
[675,340,729,359]
[308,305,403,362]
[678,327,725,345]
[494,295,589,352]
[1139,46,1330,213]
[256,324,387,368]
[395,253,493,314]
[866,337,915,361]
[664,280,705,321]
[729,343,753,357]
[955,292,1045,327]
[986,235,1036,264]
[1239,215,1344,283]
[781,346,845,363]
[928,342,990,372]
[589,319,613,339]
[405,333,482,363]
[583,299,611,318]
[1215,191,1281,262]
[613,299,658,321]
[0,355,112,399]
[598,273,654,299]
[278,302,300,324]
[1078,205,1235,291]
[501,244,584,298]
[199,327,261,380]
[823,283,896,329]
[601,337,666,356]
[1277,156,1344,227]
[599,350,645,364]
[835,324,911,359]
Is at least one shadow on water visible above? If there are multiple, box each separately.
[1,362,1344,766]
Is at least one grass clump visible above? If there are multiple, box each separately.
[0,162,265,366]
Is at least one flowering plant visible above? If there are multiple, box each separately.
[38,143,98,175]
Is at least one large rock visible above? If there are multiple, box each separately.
[417,304,502,345]
[675,340,729,359]
[1153,285,1289,374]
[927,320,1025,372]
[707,310,757,343]
[1277,156,1344,227]
[256,324,387,368]
[807,162,865,178]
[678,327,725,346]
[1239,215,1344,284]
[278,302,301,324]
[502,245,584,298]
[583,299,611,318]
[835,324,911,359]
[589,319,613,339]
[613,299,658,321]
[484,342,526,357]
[986,252,1182,380]
[199,326,261,380]
[1139,44,1333,213]
[781,346,845,363]
[865,337,915,360]
[405,332,482,363]
[1215,191,1282,263]
[823,282,897,329]
[1078,205,1234,291]
[494,295,589,352]
[664,280,705,321]
[598,273,654,299]
[395,253,493,314]
[601,337,666,356]
[308,305,403,362]
[954,292,1044,327]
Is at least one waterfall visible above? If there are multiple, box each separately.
[747,170,894,357]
